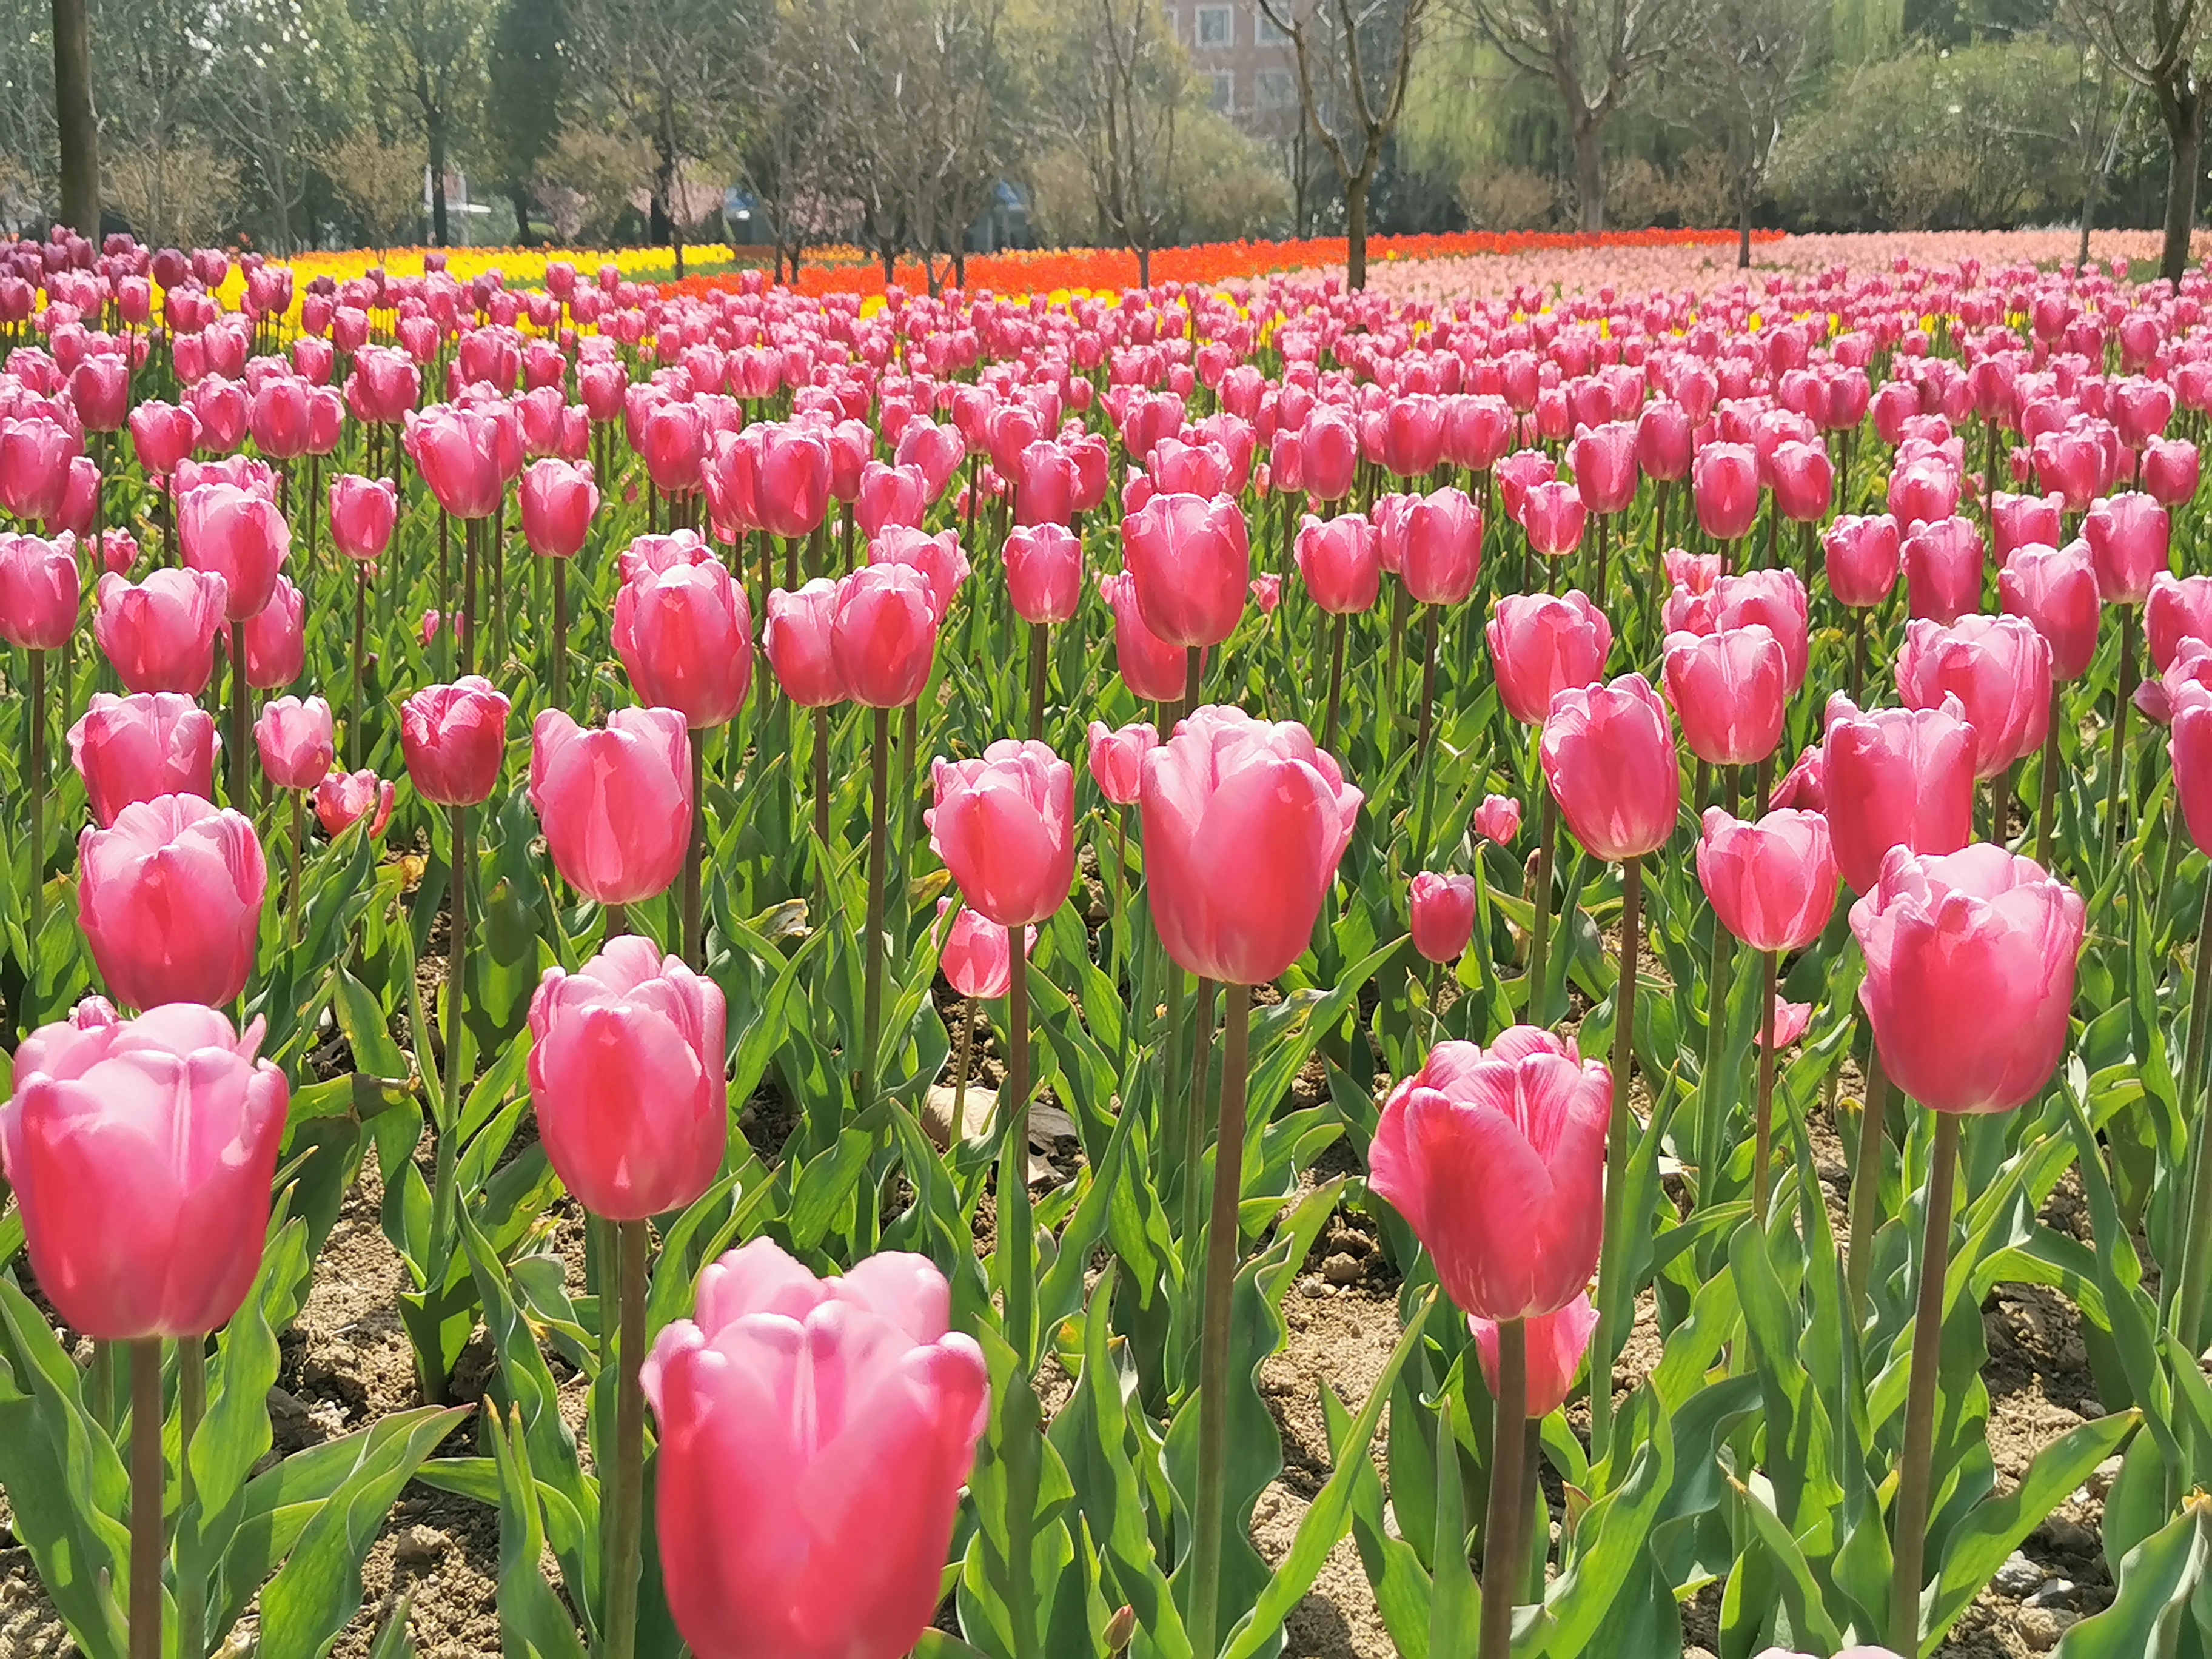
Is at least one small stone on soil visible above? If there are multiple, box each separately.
[1323,1252,1365,1285]
[1992,1550,2043,1597]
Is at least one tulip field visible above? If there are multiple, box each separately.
[5,226,2212,1659]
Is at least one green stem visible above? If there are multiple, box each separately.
[683,736,705,968]
[1182,979,1218,1273]
[290,793,304,945]
[1891,1108,1962,1655]
[1527,789,1558,1026]
[2036,682,2061,870]
[129,1338,163,1659]
[1028,619,1049,741]
[2167,880,2212,1352]
[813,705,833,918]
[1847,1045,1890,1322]
[27,647,44,963]
[352,568,368,769]
[604,1218,649,1659]
[551,557,568,715]
[1752,949,1780,1218]
[179,1336,204,1659]
[1322,611,1347,755]
[229,622,249,811]
[1478,1318,1529,1659]
[1000,953,1035,1366]
[425,800,469,1403]
[951,993,975,1132]
[1588,854,1641,1468]
[2106,604,2137,859]
[1188,982,1252,1659]
[1414,607,1441,860]
[860,705,890,1111]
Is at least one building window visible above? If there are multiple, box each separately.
[1257,69,1294,106]
[1196,4,1234,46]
[1208,70,1235,110]
[1255,7,1290,44]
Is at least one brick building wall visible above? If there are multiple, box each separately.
[1160,0,1302,144]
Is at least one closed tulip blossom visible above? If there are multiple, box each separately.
[1851,844,2085,1114]
[1711,569,1809,692]
[1822,694,1978,893]
[1570,421,1640,515]
[69,692,219,826]
[1140,706,1361,985]
[0,531,79,649]
[868,526,970,623]
[643,1242,988,1659]
[1991,492,2064,565]
[400,675,512,806]
[1540,675,1681,862]
[831,562,939,708]
[927,740,1076,928]
[856,461,928,537]
[408,404,506,519]
[315,768,396,839]
[1099,569,1200,702]
[530,707,694,906]
[2000,543,2102,682]
[1488,590,1613,726]
[95,566,227,695]
[78,794,267,1010]
[1663,624,1788,768]
[1121,492,1250,647]
[936,900,1036,1001]
[1474,793,1522,844]
[1903,515,1987,625]
[614,534,754,728]
[244,573,304,688]
[1294,512,1382,614]
[329,474,399,564]
[1403,485,1485,602]
[2143,638,2212,725]
[1823,514,1903,609]
[763,580,848,708]
[0,1001,287,1339]
[1895,614,2053,778]
[528,935,728,1220]
[2148,572,2212,674]
[2083,491,2171,604]
[1368,1028,1611,1321]
[520,458,600,558]
[177,481,289,620]
[1692,442,1760,541]
[1086,720,1158,806]
[1697,808,1838,953]
[754,424,833,540]
[1769,439,1833,522]
[1410,871,1478,964]
[253,694,335,790]
[1004,523,1084,624]
[2143,435,2201,508]
[1473,1293,1599,1418]
[1518,479,1587,560]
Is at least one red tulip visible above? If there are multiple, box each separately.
[520,458,600,559]
[1487,590,1612,726]
[856,461,927,538]
[400,675,511,806]
[178,481,289,620]
[1696,807,1838,953]
[68,691,218,826]
[1714,570,1810,692]
[0,529,79,650]
[1540,674,1681,862]
[1299,408,1360,502]
[2083,491,2170,604]
[1851,844,2084,1114]
[78,794,266,1010]
[1887,454,1960,529]
[1903,515,1986,625]
[831,562,939,708]
[0,414,81,521]
[2171,692,2212,850]
[642,1242,988,1659]
[1664,624,1787,767]
[94,567,227,695]
[1410,871,1476,964]
[528,935,727,1220]
[764,580,849,708]
[1769,440,1833,523]
[1139,705,1361,984]
[1294,512,1381,614]
[1004,524,1083,625]
[530,707,693,905]
[129,400,198,477]
[316,768,395,839]
[927,739,1076,928]
[1,1002,286,1339]
[1895,614,2052,778]
[244,574,304,688]
[329,474,399,563]
[2000,542,2101,682]
[1121,492,1250,648]
[1821,694,1977,893]
[614,534,754,729]
[1635,400,1692,481]
[1368,1029,1610,1321]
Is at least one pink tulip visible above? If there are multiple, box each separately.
[1754,996,1814,1050]
[1473,1295,1598,1418]
[2083,491,2170,604]
[253,694,334,790]
[1570,421,1639,515]
[764,580,848,707]
[1013,439,1078,526]
[1823,514,1902,609]
[1299,408,1360,502]
[1635,400,1693,481]
[407,404,505,520]
[316,769,395,839]
[0,530,79,650]
[1895,614,2052,778]
[831,563,939,708]
[400,675,512,806]
[2000,543,2101,682]
[756,424,833,540]
[1295,513,1381,614]
[1473,793,1521,844]
[1692,443,1760,541]
[1,1001,286,1339]
[528,934,727,1220]
[927,739,1076,928]
[244,574,304,688]
[1696,807,1838,953]
[530,707,694,906]
[129,400,198,477]
[868,526,970,623]
[1887,455,1960,529]
[520,458,600,559]
[1769,440,1833,523]
[329,474,399,563]
[642,1242,988,1659]
[78,794,266,1010]
[2149,572,2212,674]
[1487,590,1612,726]
[855,461,927,538]
[1851,844,2085,1114]
[1139,705,1361,984]
[94,567,227,695]
[2171,694,2212,851]
[1410,871,1477,964]
[614,534,754,729]
[1822,694,1977,894]
[1903,515,1986,625]
[1541,674,1680,862]
[68,691,218,826]
[1121,492,1250,648]
[2143,435,2200,508]
[1663,624,1787,768]
[178,481,289,620]
[1368,1028,1610,1321]
[1401,486,1484,602]
[936,901,1036,1000]
[1004,524,1083,625]
[1099,569,1199,702]
[66,354,129,432]
[1518,480,1587,560]
[1991,491,2063,565]
[0,415,81,522]
[1086,720,1158,807]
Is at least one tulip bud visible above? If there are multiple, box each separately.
[520,458,600,559]
[94,566,227,695]
[1822,514,1902,609]
[316,768,396,839]
[400,675,511,806]
[69,691,218,826]
[927,740,1076,928]
[831,563,940,708]
[934,899,1037,1000]
[1473,1295,1598,1418]
[1487,590,1612,726]
[530,708,694,906]
[1004,524,1083,625]
[78,794,267,1010]
[1541,674,1680,862]
[1121,492,1250,648]
[1473,793,1521,844]
[1663,624,1787,768]
[2000,542,2101,682]
[1409,871,1476,964]
[254,694,335,791]
[1821,694,1977,894]
[0,530,80,650]
[614,533,754,729]
[1086,720,1158,807]
[1696,807,1838,953]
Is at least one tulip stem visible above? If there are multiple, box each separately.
[1028,620,1049,741]
[604,1218,649,1659]
[26,646,44,961]
[860,706,890,1112]
[179,1335,205,1659]
[683,734,705,968]
[229,622,249,810]
[352,568,369,769]
[2167,879,2212,1354]
[1478,1317,1528,1659]
[1846,1046,1890,1322]
[1002,954,1036,1366]
[1891,1107,1961,1656]
[128,1337,162,1659]
[461,518,479,676]
[551,557,568,714]
[1415,608,1441,860]
[426,801,469,1403]
[290,793,305,943]
[1322,611,1347,754]
[437,512,453,680]
[1182,977,1218,1284]
[1526,790,1558,1027]
[1851,609,1866,703]
[2036,682,2062,868]
[951,993,975,1131]
[1752,949,1778,1219]
[811,705,833,920]
[1189,982,1251,1659]
[2106,604,2138,859]
[1588,853,1641,1469]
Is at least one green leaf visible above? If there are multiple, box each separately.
[1728,1476,1845,1655]
[486,1404,593,1659]
[1429,1392,1480,1659]
[2053,1501,2211,1658]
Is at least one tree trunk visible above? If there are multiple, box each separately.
[1574,119,1606,233]
[879,241,895,284]
[660,90,684,278]
[52,0,98,235]
[509,184,536,247]
[2160,90,2203,286]
[1137,243,1150,287]
[1345,172,1370,291]
[1738,181,1752,269]
[428,110,450,246]
[2079,166,2099,269]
